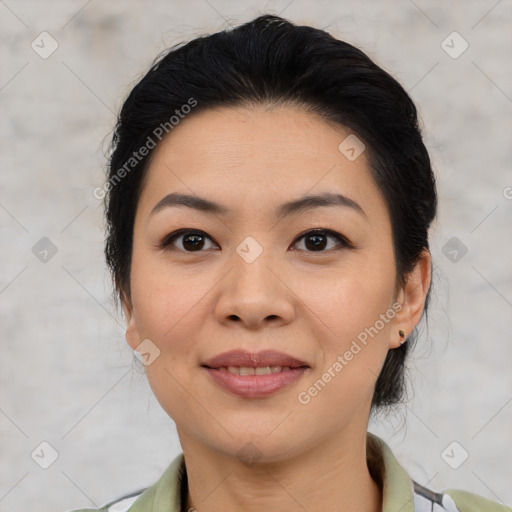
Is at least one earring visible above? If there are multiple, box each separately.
[399,329,406,344]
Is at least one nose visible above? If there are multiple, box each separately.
[214,245,296,330]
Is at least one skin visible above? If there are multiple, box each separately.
[122,104,432,512]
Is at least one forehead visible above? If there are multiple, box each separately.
[136,104,388,225]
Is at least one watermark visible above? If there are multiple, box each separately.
[93,97,198,200]
[32,236,58,263]
[31,31,59,59]
[297,301,402,405]
[441,441,469,469]
[338,133,365,161]
[503,186,512,200]
[442,236,468,263]
[134,338,161,366]
[237,442,263,466]
[236,236,264,264]
[31,441,59,469]
[441,31,469,60]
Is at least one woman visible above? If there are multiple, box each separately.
[71,14,509,512]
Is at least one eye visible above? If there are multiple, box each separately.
[160,228,352,253]
[160,229,219,252]
[291,229,352,252]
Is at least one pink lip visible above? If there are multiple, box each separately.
[201,349,310,399]
[201,349,309,369]
[203,367,308,398]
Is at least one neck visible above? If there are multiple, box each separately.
[180,427,382,512]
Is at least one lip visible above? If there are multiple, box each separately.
[201,349,310,369]
[203,367,309,398]
[201,349,310,399]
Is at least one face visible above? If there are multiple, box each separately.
[122,104,429,462]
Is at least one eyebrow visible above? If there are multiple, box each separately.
[149,191,367,221]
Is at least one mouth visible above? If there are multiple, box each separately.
[202,366,309,398]
[201,348,310,370]
[201,349,310,398]
[207,365,302,375]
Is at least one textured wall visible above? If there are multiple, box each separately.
[1,1,511,511]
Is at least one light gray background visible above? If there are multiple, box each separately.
[1,1,511,511]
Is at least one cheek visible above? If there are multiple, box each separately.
[291,278,394,427]
[295,256,396,344]
[130,241,211,337]
[129,262,213,420]
[294,258,396,412]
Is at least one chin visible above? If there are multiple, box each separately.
[203,427,313,465]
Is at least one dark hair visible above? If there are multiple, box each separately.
[103,14,437,412]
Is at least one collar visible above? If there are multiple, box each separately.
[128,432,415,512]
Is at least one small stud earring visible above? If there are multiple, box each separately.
[399,329,406,344]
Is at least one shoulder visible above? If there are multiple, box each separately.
[443,488,511,512]
[369,432,510,512]
[413,480,511,512]
[66,452,184,512]
[66,488,146,512]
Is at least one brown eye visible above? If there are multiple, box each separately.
[292,229,351,252]
[160,230,218,252]
[160,228,351,253]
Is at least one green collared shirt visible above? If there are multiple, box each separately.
[70,432,510,512]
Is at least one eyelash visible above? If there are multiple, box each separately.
[159,228,353,254]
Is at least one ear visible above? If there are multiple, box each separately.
[389,249,432,349]
[121,292,141,351]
